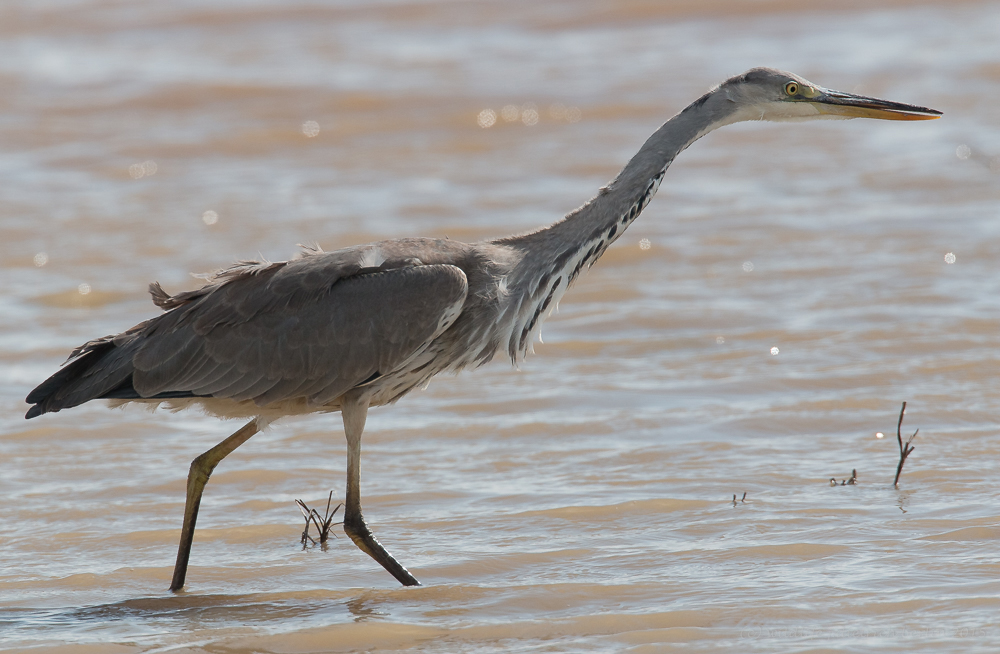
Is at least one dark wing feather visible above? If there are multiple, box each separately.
[24,329,147,418]
[26,257,468,418]
[152,263,468,405]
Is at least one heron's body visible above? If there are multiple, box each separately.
[24,68,940,589]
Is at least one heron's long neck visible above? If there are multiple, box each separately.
[494,91,735,361]
[536,96,732,265]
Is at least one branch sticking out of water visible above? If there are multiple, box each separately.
[894,402,918,488]
[295,491,342,549]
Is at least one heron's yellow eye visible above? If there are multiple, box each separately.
[784,82,799,96]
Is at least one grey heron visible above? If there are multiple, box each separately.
[25,68,940,590]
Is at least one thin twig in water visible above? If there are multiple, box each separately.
[295,491,343,549]
[894,402,918,488]
[296,500,317,546]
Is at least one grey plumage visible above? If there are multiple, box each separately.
[27,239,505,418]
[23,68,940,588]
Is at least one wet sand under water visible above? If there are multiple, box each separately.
[2,1,1000,652]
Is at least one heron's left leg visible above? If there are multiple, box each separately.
[340,393,420,586]
[170,418,261,592]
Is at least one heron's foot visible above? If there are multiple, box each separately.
[343,511,420,586]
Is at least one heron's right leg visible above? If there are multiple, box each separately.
[341,395,420,586]
[170,418,260,592]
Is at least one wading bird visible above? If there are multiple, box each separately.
[25,68,940,590]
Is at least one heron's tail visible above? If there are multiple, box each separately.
[25,337,138,419]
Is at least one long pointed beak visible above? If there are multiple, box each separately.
[812,89,942,121]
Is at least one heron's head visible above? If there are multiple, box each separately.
[718,67,941,123]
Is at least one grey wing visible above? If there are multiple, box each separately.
[131,263,469,407]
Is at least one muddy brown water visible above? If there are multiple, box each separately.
[2,1,1000,652]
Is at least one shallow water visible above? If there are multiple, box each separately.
[2,1,1000,652]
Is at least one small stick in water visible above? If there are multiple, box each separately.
[894,402,918,488]
[297,501,317,547]
[295,491,343,549]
